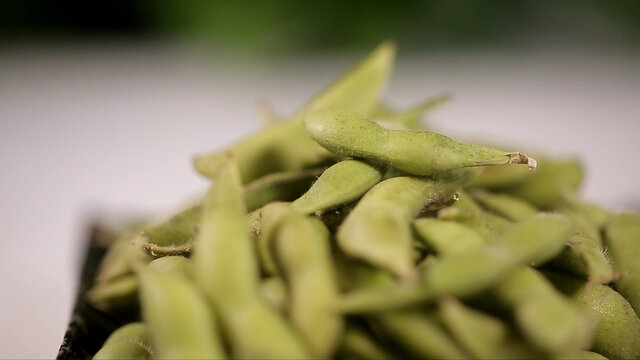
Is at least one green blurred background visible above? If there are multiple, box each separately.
[2,0,639,54]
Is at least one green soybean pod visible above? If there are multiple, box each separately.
[94,228,139,284]
[337,214,572,313]
[304,110,536,176]
[138,269,225,359]
[271,213,343,358]
[493,267,594,356]
[437,206,511,243]
[605,213,640,316]
[244,168,322,212]
[549,233,617,285]
[193,158,310,359]
[413,218,485,255]
[375,309,468,359]
[94,322,152,360]
[467,162,533,189]
[546,272,640,360]
[470,189,538,221]
[338,169,477,280]
[193,41,395,182]
[338,324,397,360]
[452,189,483,212]
[439,297,541,360]
[291,160,383,215]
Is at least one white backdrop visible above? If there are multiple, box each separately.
[1,41,639,358]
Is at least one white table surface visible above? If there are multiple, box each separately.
[1,41,638,358]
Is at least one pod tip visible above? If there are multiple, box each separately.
[507,152,537,170]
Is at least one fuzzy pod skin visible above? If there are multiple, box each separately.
[291,159,383,215]
[605,213,640,316]
[271,213,343,358]
[93,322,152,360]
[193,158,310,359]
[374,309,469,359]
[304,110,536,176]
[193,41,395,183]
[137,269,225,359]
[493,267,594,356]
[470,189,538,222]
[337,169,478,280]
[549,233,617,285]
[546,272,640,360]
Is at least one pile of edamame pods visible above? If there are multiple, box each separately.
[90,42,640,360]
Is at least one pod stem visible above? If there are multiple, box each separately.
[507,152,537,170]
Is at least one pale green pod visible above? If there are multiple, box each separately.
[502,158,584,210]
[304,110,536,176]
[605,213,640,316]
[138,269,225,359]
[437,206,510,243]
[470,189,538,221]
[413,218,485,255]
[193,159,310,359]
[244,168,322,211]
[146,256,193,279]
[561,207,603,245]
[375,309,468,359]
[257,202,295,276]
[493,267,594,356]
[271,213,343,358]
[94,322,151,360]
[549,233,617,285]
[439,297,541,360]
[193,41,396,182]
[338,214,572,313]
[338,169,477,280]
[338,324,397,360]
[291,160,383,215]
[547,272,640,360]
[468,162,533,189]
[260,277,289,312]
[86,275,139,313]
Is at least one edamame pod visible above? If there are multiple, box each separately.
[138,269,225,359]
[93,322,151,360]
[291,160,383,215]
[546,272,640,360]
[260,277,288,312]
[493,267,594,355]
[373,93,451,130]
[193,41,395,182]
[549,233,617,285]
[193,157,310,358]
[470,189,538,221]
[468,162,533,189]
[146,256,193,279]
[439,297,541,359]
[338,169,477,280]
[87,275,139,313]
[375,309,469,359]
[271,213,343,358]
[139,205,201,258]
[413,218,485,255]
[605,213,640,315]
[304,110,536,176]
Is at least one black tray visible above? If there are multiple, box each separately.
[57,226,134,360]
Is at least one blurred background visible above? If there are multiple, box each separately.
[1,1,639,357]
